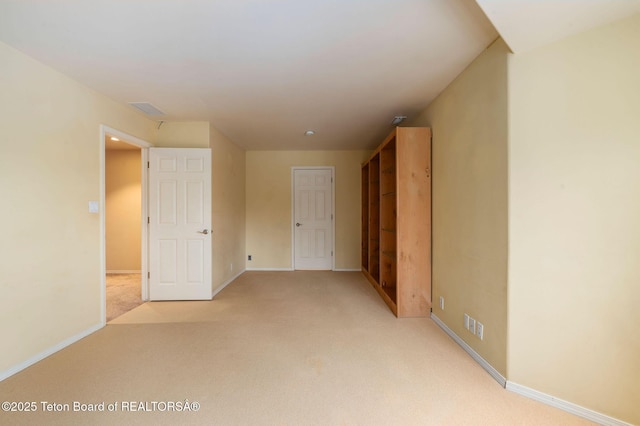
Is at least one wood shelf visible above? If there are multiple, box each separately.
[361,127,432,318]
[381,250,396,258]
[382,285,396,300]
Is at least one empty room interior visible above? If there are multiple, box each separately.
[0,1,639,425]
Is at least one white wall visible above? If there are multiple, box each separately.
[407,39,509,374]
[246,150,370,270]
[211,125,246,290]
[155,121,247,292]
[156,121,210,148]
[0,41,156,375]
[508,13,640,424]
[105,149,142,272]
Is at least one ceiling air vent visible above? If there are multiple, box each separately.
[128,102,166,116]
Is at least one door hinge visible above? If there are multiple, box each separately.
[147,217,150,224]
[331,214,333,220]
[148,272,150,279]
[147,161,150,169]
[331,251,333,256]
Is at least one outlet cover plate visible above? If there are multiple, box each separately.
[477,322,484,340]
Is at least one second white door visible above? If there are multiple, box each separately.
[148,148,212,300]
[293,168,333,270]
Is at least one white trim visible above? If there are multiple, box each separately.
[333,268,361,272]
[212,269,245,298]
[102,126,152,149]
[100,125,152,322]
[290,167,336,271]
[140,147,149,301]
[246,268,295,271]
[430,312,506,387]
[431,313,629,425]
[506,382,632,426]
[0,323,102,382]
[106,270,142,274]
[100,127,106,325]
[330,167,336,271]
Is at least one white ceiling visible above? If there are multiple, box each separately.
[1,1,638,150]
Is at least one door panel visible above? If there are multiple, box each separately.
[149,148,212,300]
[158,181,177,224]
[293,168,333,270]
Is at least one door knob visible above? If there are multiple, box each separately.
[197,229,209,234]
[296,223,302,227]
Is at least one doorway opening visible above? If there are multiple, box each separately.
[100,125,151,324]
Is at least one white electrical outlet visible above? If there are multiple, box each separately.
[476,322,484,340]
[464,314,470,330]
[439,296,445,310]
[469,318,476,335]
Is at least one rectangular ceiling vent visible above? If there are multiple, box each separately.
[128,102,166,116]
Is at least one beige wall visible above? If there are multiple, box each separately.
[508,14,640,424]
[153,120,247,292]
[155,121,209,148]
[407,39,510,375]
[211,125,246,290]
[105,149,142,271]
[3,13,636,422]
[0,41,156,374]
[406,17,639,423]
[246,150,370,270]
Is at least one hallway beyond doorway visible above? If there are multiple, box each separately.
[106,273,143,322]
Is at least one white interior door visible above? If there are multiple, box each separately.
[293,168,334,270]
[149,148,212,300]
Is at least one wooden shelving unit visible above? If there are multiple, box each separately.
[368,154,380,282]
[361,166,369,271]
[361,127,431,317]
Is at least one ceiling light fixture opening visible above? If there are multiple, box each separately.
[305,130,315,136]
[110,137,120,141]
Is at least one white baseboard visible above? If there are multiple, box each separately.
[212,269,245,298]
[0,323,103,382]
[506,382,631,426]
[245,268,294,271]
[431,313,630,425]
[333,268,361,272]
[106,270,141,274]
[430,312,507,387]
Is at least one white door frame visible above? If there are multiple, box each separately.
[99,125,152,325]
[290,166,336,271]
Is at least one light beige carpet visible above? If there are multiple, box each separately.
[0,271,593,425]
[106,273,144,322]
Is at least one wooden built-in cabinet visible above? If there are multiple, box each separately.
[361,127,431,317]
